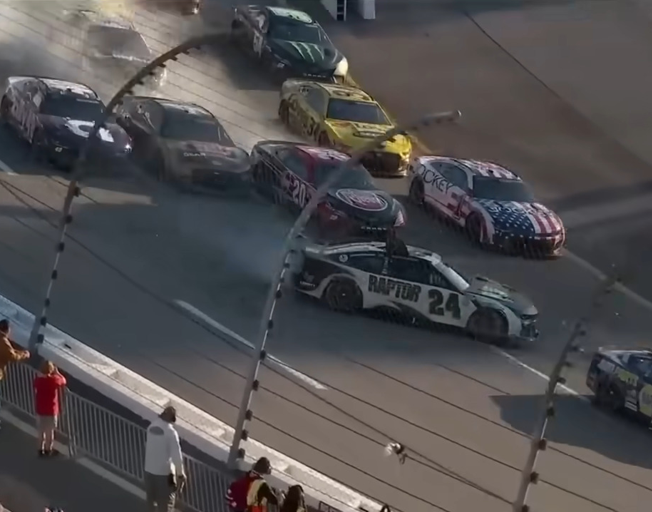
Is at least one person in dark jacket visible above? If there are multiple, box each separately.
[280,485,305,512]
[385,228,408,258]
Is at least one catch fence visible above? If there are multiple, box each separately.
[0,361,230,512]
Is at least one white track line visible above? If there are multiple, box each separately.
[0,159,17,175]
[489,346,590,403]
[174,300,328,391]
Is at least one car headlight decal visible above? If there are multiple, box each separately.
[335,57,349,77]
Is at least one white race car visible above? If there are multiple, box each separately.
[294,241,539,345]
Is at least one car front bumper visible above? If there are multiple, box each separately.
[493,231,565,258]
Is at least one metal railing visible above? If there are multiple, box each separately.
[0,362,230,512]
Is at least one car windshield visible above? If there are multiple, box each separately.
[269,21,327,44]
[314,160,376,189]
[326,99,389,125]
[437,262,470,292]
[161,111,234,145]
[40,96,105,121]
[87,25,152,61]
[473,176,535,202]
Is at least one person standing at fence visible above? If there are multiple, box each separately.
[227,457,279,512]
[33,361,67,456]
[144,405,186,512]
[0,319,30,428]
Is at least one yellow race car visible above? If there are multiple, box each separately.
[279,80,412,177]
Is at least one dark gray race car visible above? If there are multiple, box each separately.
[115,96,250,189]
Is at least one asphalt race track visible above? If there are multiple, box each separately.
[0,0,651,511]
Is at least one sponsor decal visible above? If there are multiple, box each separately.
[421,169,454,194]
[65,120,114,142]
[287,42,324,63]
[336,189,388,211]
[338,254,348,262]
[368,275,422,302]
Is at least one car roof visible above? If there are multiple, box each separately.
[296,145,350,162]
[17,77,99,100]
[315,82,375,103]
[266,6,315,24]
[309,241,443,265]
[152,98,214,118]
[419,156,521,181]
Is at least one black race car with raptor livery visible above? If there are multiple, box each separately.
[250,141,406,238]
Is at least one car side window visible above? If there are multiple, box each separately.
[429,268,456,290]
[439,164,469,190]
[387,257,431,285]
[305,89,326,115]
[630,357,652,378]
[346,253,385,274]
[276,148,309,180]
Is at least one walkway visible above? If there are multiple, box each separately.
[0,411,142,512]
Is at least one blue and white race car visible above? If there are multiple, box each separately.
[407,156,566,257]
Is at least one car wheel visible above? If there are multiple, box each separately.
[278,100,290,126]
[466,213,484,244]
[0,96,10,124]
[30,130,45,162]
[595,382,625,413]
[317,131,329,147]
[467,308,507,344]
[323,278,362,313]
[408,178,425,206]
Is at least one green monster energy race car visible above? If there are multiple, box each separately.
[230,5,349,83]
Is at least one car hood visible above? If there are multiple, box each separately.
[40,115,131,148]
[326,187,400,224]
[474,199,564,236]
[466,275,537,315]
[164,140,249,170]
[270,39,341,68]
[324,120,410,152]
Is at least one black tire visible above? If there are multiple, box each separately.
[323,279,362,313]
[317,131,330,147]
[30,130,45,162]
[0,96,10,124]
[467,308,508,344]
[466,213,484,245]
[278,101,290,126]
[594,382,625,413]
[408,178,424,206]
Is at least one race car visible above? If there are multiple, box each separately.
[294,241,539,344]
[279,80,412,177]
[115,96,250,189]
[408,156,566,257]
[587,348,652,420]
[78,12,166,88]
[0,76,132,170]
[251,142,406,237]
[231,6,348,83]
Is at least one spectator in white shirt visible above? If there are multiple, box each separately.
[144,406,186,512]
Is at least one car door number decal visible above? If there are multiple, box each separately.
[291,99,319,138]
[428,289,461,319]
[253,32,263,56]
[286,173,311,208]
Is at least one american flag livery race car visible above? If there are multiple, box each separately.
[408,156,566,257]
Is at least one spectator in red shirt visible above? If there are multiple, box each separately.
[33,361,66,457]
